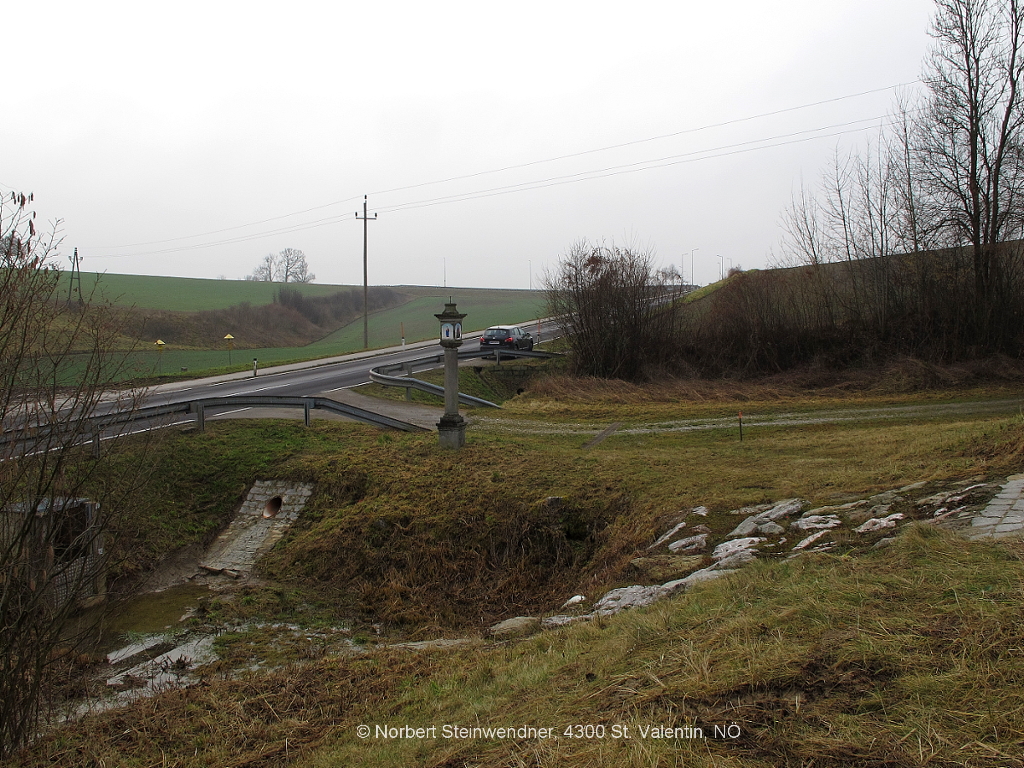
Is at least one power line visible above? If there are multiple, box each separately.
[89,114,896,259]
[93,195,363,250]
[368,81,920,198]
[87,81,915,255]
[375,114,895,214]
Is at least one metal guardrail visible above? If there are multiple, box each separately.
[4,347,562,457]
[368,348,561,408]
[1,395,427,459]
[187,396,426,432]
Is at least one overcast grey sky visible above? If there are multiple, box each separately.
[3,0,935,289]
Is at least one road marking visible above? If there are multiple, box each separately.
[213,407,252,417]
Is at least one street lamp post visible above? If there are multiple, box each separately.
[691,248,699,288]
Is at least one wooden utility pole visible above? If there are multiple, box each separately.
[68,247,83,307]
[355,195,377,349]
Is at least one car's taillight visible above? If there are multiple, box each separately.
[506,337,514,343]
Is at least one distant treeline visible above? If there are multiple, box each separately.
[677,243,1024,376]
[546,242,1024,383]
[124,286,406,350]
[274,286,400,328]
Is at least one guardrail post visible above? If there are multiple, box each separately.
[404,362,413,401]
[195,402,205,432]
[304,399,312,426]
[91,427,102,458]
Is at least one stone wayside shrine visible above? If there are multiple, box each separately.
[435,300,467,449]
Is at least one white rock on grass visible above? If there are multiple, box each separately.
[713,549,759,569]
[790,515,842,531]
[712,537,765,561]
[649,520,689,549]
[854,513,905,534]
[668,533,709,553]
[659,568,737,598]
[761,499,807,521]
[726,499,807,539]
[791,530,831,551]
[561,594,586,609]
[489,616,541,640]
[592,585,662,615]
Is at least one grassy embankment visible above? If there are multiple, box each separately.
[11,369,1024,767]
[63,273,544,382]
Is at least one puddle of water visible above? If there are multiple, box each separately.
[84,583,212,654]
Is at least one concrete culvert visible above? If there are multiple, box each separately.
[263,496,283,519]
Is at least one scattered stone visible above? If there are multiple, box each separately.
[725,500,806,539]
[726,518,760,539]
[712,537,765,561]
[729,503,774,517]
[792,530,830,551]
[561,594,586,609]
[791,515,842,531]
[927,507,966,524]
[757,521,785,536]
[898,481,928,492]
[592,585,662,615]
[542,614,590,629]
[713,549,758,569]
[873,536,897,549]
[668,533,709,553]
[761,499,807,521]
[691,506,710,516]
[690,524,712,534]
[649,519,689,549]
[854,513,905,534]
[489,616,542,640]
[544,496,565,509]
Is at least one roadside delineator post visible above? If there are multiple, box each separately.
[435,300,467,449]
[739,411,743,442]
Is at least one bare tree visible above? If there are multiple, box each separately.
[245,249,315,283]
[774,0,1024,359]
[915,0,1024,310]
[544,241,677,381]
[0,191,149,757]
[245,253,277,282]
[278,247,315,283]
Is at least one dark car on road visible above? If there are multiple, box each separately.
[479,325,534,352]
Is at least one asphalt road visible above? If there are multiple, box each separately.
[143,317,561,408]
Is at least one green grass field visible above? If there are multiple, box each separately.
[63,274,545,381]
[11,374,1024,767]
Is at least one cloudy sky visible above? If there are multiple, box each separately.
[3,0,935,289]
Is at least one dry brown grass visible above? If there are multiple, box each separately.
[528,355,1024,405]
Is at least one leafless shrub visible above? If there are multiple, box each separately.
[544,241,680,382]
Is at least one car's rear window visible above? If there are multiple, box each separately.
[484,329,509,338]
